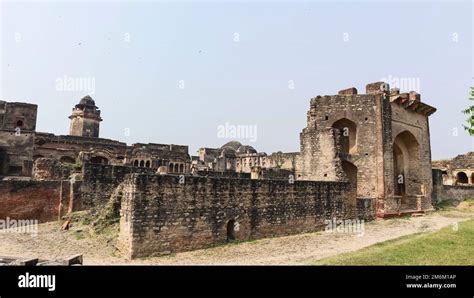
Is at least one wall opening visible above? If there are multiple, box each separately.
[60,156,75,164]
[0,148,7,175]
[169,163,174,173]
[90,156,109,165]
[332,118,357,154]
[226,220,236,241]
[8,166,22,175]
[133,160,139,167]
[457,172,468,184]
[139,160,145,167]
[145,160,151,168]
[392,130,421,208]
[342,161,358,204]
[393,142,405,196]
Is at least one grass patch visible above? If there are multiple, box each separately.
[435,198,474,216]
[69,210,93,225]
[73,230,86,240]
[312,219,474,265]
[62,160,83,171]
[435,199,456,211]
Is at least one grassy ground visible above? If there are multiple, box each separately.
[313,218,474,265]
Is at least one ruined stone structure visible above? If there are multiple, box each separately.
[0,101,37,176]
[431,152,474,204]
[296,82,436,217]
[0,254,82,266]
[194,82,437,217]
[0,96,191,178]
[194,141,297,177]
[117,173,373,258]
[0,82,444,258]
[432,152,474,185]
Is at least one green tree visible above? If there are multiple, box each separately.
[463,87,474,136]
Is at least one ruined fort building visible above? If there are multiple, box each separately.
[296,82,437,217]
[0,101,37,176]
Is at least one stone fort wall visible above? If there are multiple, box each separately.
[0,180,72,223]
[117,174,374,259]
[0,163,154,223]
[432,169,474,204]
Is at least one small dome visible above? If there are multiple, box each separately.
[221,141,242,151]
[79,95,96,106]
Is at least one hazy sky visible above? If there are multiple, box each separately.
[0,0,473,159]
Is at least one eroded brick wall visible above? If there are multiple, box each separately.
[118,174,374,259]
[0,180,70,223]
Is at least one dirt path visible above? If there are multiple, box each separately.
[0,210,472,265]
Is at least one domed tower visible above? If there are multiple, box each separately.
[69,95,102,137]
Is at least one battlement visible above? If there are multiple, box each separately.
[311,82,436,117]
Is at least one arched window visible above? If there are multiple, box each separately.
[457,172,468,184]
[16,120,24,127]
[133,160,139,167]
[174,163,179,173]
[139,160,145,167]
[332,118,357,154]
[179,164,184,173]
[90,156,108,165]
[145,160,151,168]
[169,163,174,173]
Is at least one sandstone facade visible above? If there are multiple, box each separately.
[0,82,446,258]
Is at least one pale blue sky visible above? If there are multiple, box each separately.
[0,0,472,159]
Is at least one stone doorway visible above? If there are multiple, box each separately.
[226,220,236,241]
[392,130,421,210]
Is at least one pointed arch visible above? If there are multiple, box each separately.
[393,130,421,200]
[332,118,357,154]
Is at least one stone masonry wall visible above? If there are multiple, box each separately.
[297,94,383,199]
[432,169,474,204]
[0,180,71,223]
[118,174,374,259]
[0,163,156,225]
[297,127,344,181]
[76,163,155,211]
